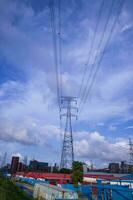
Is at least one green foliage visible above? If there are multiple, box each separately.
[59,168,72,174]
[0,173,33,200]
[71,161,83,187]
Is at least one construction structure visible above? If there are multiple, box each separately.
[60,96,77,169]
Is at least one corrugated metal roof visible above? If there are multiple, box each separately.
[16,172,133,181]
[35,183,75,192]
[84,173,114,179]
[84,173,133,180]
[16,172,71,180]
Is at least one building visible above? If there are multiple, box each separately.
[33,183,78,200]
[109,163,120,173]
[23,156,28,166]
[29,160,50,172]
[1,163,11,173]
[83,173,116,183]
[17,162,26,172]
[52,163,59,172]
[15,172,71,184]
[10,156,19,174]
[120,161,133,173]
[83,163,88,173]
[121,161,128,173]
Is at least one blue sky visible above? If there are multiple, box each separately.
[0,0,133,168]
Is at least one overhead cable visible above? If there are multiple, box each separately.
[78,0,105,98]
[49,0,61,109]
[79,0,115,107]
[79,0,125,115]
[58,0,63,97]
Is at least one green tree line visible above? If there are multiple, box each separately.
[0,173,33,200]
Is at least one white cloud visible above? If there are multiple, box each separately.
[79,67,133,122]
[0,0,132,125]
[12,153,23,161]
[108,125,117,131]
[74,131,129,165]
[97,122,104,126]
[0,0,132,165]
[125,126,133,129]
[0,79,60,146]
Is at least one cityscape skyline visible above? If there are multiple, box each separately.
[0,148,132,170]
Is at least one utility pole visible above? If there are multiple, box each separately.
[60,96,77,169]
[129,138,133,165]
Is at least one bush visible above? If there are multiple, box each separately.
[0,173,33,200]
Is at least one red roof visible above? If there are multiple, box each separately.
[16,172,71,180]
[84,173,114,178]
[84,173,122,180]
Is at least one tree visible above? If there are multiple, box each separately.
[71,161,83,187]
[59,168,72,174]
[0,172,33,200]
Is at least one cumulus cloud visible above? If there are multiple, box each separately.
[0,0,132,164]
[125,126,133,129]
[0,125,38,145]
[79,67,133,122]
[0,79,60,146]
[12,153,24,161]
[74,131,129,164]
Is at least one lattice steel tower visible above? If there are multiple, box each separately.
[60,96,77,169]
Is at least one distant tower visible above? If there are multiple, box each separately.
[90,160,94,171]
[23,156,28,166]
[129,138,133,165]
[0,154,2,168]
[60,96,78,169]
[1,152,7,168]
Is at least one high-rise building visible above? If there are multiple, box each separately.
[17,162,26,172]
[109,163,120,173]
[1,152,7,168]
[23,156,28,166]
[120,161,130,173]
[10,156,19,174]
[29,160,49,172]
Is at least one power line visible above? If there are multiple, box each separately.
[49,0,61,109]
[78,0,105,98]
[57,0,64,162]
[58,0,63,97]
[49,0,64,165]
[79,0,115,108]
[79,0,125,115]
[79,0,124,114]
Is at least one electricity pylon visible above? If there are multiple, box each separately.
[60,96,77,169]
